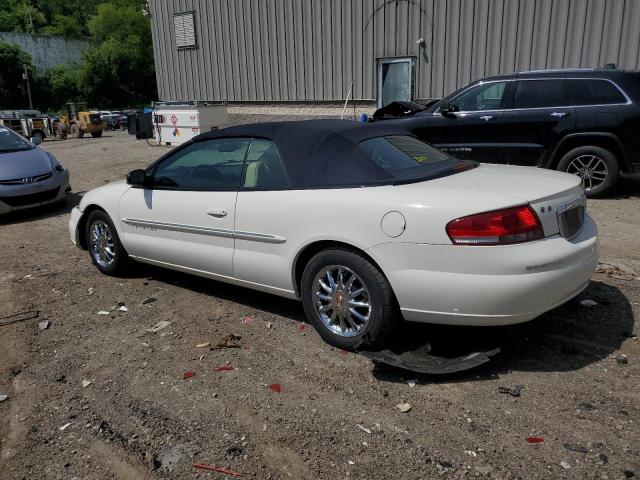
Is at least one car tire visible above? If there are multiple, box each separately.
[91,130,103,138]
[557,146,619,198]
[301,248,397,350]
[85,210,129,275]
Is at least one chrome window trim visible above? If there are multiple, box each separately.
[122,218,286,244]
[432,77,632,115]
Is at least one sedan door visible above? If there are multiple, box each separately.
[500,78,576,166]
[410,80,514,163]
[118,138,251,279]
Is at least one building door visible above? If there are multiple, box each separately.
[377,58,414,108]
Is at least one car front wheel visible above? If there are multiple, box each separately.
[85,210,128,275]
[557,146,619,197]
[301,248,397,350]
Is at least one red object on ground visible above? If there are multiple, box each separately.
[298,323,306,332]
[241,316,254,324]
[526,437,544,444]
[183,371,196,379]
[340,349,349,355]
[193,463,243,477]
[212,365,235,372]
[269,383,281,393]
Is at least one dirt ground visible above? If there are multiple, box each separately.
[1,128,639,480]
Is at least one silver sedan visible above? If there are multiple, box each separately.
[0,126,70,214]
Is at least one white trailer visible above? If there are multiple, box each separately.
[153,101,228,146]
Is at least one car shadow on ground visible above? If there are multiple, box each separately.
[609,173,640,200]
[0,192,83,226]
[129,264,634,381]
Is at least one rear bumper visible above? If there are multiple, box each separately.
[0,171,70,215]
[367,214,598,326]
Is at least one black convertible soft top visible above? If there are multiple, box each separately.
[193,119,425,188]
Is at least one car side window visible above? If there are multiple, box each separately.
[514,79,568,109]
[242,139,289,189]
[568,79,627,106]
[449,81,508,112]
[152,138,251,190]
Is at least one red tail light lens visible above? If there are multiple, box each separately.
[446,205,544,245]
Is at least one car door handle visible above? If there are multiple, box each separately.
[207,208,227,218]
[550,112,569,118]
[479,115,495,121]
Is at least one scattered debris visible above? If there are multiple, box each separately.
[59,422,72,431]
[526,437,544,444]
[358,343,500,375]
[81,380,92,388]
[38,320,50,330]
[579,402,596,411]
[407,379,417,388]
[145,320,172,333]
[560,461,571,469]
[596,261,637,280]
[616,354,629,365]
[396,402,412,413]
[465,450,477,458]
[598,454,608,465]
[298,323,306,332]
[623,469,635,478]
[118,305,128,312]
[183,371,196,379]
[142,297,157,305]
[241,316,254,324]
[212,365,235,372]
[580,299,598,307]
[563,443,588,454]
[193,463,243,477]
[159,445,184,471]
[498,384,525,397]
[0,309,39,327]
[269,383,281,393]
[212,334,242,350]
[97,311,110,315]
[0,395,8,402]
[348,460,355,465]
[266,322,273,329]
[196,342,211,348]
[226,446,245,457]
[356,424,372,434]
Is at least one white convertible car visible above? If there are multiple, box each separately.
[69,120,598,349]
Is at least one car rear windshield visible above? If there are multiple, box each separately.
[0,127,33,153]
[359,135,473,183]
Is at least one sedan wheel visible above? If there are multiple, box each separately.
[301,248,397,350]
[85,210,128,275]
[312,265,371,337]
[89,220,116,268]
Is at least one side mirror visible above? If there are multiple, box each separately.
[127,169,151,187]
[30,136,42,145]
[439,102,458,117]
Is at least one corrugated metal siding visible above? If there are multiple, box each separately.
[149,0,640,102]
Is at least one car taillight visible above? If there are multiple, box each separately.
[446,205,544,245]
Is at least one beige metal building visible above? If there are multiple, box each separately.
[149,0,640,107]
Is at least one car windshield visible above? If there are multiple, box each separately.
[0,127,33,153]
[359,135,474,182]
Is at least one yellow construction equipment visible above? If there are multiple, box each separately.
[59,102,105,138]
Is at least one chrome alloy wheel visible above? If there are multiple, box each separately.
[566,154,608,192]
[312,265,371,337]
[89,220,116,268]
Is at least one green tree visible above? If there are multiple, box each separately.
[0,39,34,109]
[79,2,156,107]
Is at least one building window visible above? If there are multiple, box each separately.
[173,11,197,49]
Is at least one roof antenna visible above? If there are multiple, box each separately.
[341,80,354,120]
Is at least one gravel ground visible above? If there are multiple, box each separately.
[0,127,639,480]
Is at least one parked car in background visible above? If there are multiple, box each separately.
[112,111,129,129]
[99,111,121,130]
[0,126,70,214]
[397,69,640,197]
[69,120,597,350]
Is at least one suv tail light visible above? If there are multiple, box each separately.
[446,205,543,245]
